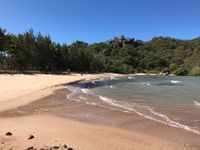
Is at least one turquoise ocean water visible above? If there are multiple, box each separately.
[67,76,200,135]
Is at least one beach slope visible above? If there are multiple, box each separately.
[0,74,198,150]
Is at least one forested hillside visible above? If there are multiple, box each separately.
[0,28,200,75]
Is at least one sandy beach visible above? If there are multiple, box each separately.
[0,73,199,150]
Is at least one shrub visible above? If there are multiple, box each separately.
[189,70,200,76]
[173,67,188,75]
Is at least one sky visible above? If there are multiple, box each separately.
[0,0,200,44]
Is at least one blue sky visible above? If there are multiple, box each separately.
[0,0,200,44]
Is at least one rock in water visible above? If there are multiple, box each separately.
[5,132,12,136]
[28,135,35,140]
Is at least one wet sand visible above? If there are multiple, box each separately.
[0,74,200,149]
[1,88,200,149]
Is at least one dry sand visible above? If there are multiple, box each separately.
[0,73,114,111]
[0,73,199,150]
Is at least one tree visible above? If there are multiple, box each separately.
[1,27,200,75]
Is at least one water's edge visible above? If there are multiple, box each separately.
[66,76,200,135]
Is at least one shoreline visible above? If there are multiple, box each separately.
[1,87,200,149]
[0,73,200,149]
[66,76,200,136]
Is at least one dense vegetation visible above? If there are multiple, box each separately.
[0,27,200,75]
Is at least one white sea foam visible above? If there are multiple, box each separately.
[81,88,90,94]
[140,82,150,86]
[66,92,81,102]
[91,80,96,85]
[170,80,181,84]
[99,96,113,103]
[86,101,97,105]
[149,108,200,135]
[65,86,81,102]
[109,85,113,88]
[79,96,87,100]
[128,76,134,79]
[194,101,200,106]
[110,77,118,80]
[99,95,200,135]
[123,110,131,113]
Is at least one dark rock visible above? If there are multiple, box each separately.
[67,148,73,150]
[28,135,35,140]
[161,68,171,75]
[52,146,59,149]
[26,146,34,150]
[63,144,67,148]
[5,132,12,136]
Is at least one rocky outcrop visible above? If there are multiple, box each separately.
[106,35,136,48]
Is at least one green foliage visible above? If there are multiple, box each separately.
[0,27,200,75]
[188,66,200,76]
[189,70,200,76]
[173,67,188,76]
[169,63,177,71]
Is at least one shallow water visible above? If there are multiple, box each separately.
[68,76,200,135]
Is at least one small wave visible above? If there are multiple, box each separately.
[123,110,131,113]
[110,77,118,80]
[99,96,113,103]
[194,101,200,106]
[149,108,200,135]
[140,82,150,86]
[91,80,96,85]
[65,86,81,102]
[81,88,90,94]
[86,102,97,105]
[98,95,200,135]
[170,80,181,84]
[128,76,134,79]
[105,85,114,88]
[79,96,87,100]
[66,92,81,102]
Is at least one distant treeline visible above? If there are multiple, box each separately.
[0,27,200,75]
